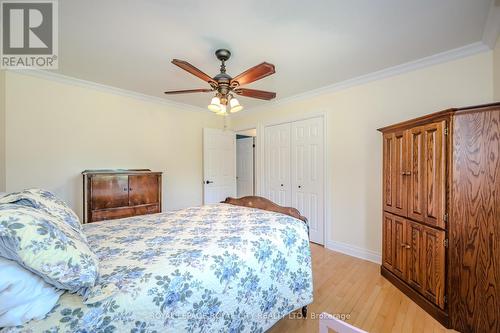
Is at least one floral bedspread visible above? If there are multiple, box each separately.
[5,204,313,333]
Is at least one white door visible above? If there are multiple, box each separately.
[203,128,236,204]
[291,117,324,244]
[264,123,291,207]
[236,137,254,197]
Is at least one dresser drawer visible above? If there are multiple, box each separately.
[134,204,160,216]
[90,204,160,222]
[91,207,136,222]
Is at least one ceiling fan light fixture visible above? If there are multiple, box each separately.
[229,98,244,113]
[216,104,227,116]
[208,97,221,112]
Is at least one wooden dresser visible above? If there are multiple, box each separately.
[378,102,500,332]
[82,169,162,223]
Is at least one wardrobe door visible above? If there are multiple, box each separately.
[408,127,425,222]
[383,133,395,213]
[291,117,324,244]
[393,215,407,280]
[422,121,446,229]
[264,123,291,206]
[406,220,424,293]
[421,225,446,309]
[392,130,408,217]
[382,212,395,272]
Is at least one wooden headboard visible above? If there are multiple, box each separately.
[222,196,307,224]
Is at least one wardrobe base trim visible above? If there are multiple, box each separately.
[381,266,450,328]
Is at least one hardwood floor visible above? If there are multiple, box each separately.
[268,244,457,333]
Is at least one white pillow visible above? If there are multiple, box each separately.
[0,257,63,327]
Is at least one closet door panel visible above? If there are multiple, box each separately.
[291,117,324,244]
[264,123,291,206]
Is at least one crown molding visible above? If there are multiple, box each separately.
[6,69,209,113]
[482,0,500,49]
[237,41,490,115]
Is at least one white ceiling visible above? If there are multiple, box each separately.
[55,0,494,109]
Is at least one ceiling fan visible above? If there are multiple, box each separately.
[164,49,276,115]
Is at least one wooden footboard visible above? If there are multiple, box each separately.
[222,196,307,224]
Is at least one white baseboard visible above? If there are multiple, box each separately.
[325,240,381,264]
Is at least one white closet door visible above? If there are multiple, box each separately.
[291,117,324,244]
[236,137,254,197]
[264,123,291,206]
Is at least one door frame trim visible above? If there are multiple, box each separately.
[233,110,330,245]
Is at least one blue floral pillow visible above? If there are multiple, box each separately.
[0,204,99,293]
[0,189,81,231]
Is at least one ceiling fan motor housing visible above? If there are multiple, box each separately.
[215,49,231,62]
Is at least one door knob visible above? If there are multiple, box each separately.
[298,185,302,188]
[281,184,284,187]
[205,180,214,184]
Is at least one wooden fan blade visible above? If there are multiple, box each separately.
[235,88,276,100]
[164,89,212,94]
[231,62,275,86]
[171,59,216,84]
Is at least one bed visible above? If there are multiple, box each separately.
[4,197,313,332]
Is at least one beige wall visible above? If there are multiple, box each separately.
[495,37,500,101]
[0,70,5,192]
[231,51,494,256]
[4,71,222,217]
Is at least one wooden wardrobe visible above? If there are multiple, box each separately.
[378,102,500,333]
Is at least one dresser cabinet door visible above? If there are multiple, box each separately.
[422,121,446,229]
[408,127,425,222]
[91,175,129,209]
[129,174,160,206]
[422,225,446,309]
